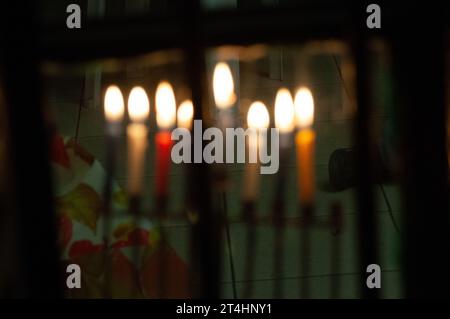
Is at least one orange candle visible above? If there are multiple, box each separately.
[127,87,150,197]
[155,81,177,198]
[294,87,315,205]
[296,129,316,204]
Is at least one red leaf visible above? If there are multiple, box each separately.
[51,135,71,168]
[69,240,104,259]
[111,227,150,249]
[58,213,73,250]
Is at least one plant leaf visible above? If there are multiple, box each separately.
[56,183,102,232]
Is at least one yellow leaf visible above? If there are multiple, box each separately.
[56,184,102,232]
[112,222,135,240]
[112,189,128,207]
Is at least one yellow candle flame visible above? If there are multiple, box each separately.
[128,86,149,123]
[177,99,194,130]
[104,85,124,122]
[213,62,236,109]
[155,81,177,129]
[275,88,295,133]
[294,87,314,129]
[247,101,269,129]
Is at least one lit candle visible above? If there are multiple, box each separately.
[212,62,236,185]
[242,101,270,202]
[103,85,124,292]
[155,81,176,199]
[104,85,125,136]
[177,99,194,214]
[177,100,194,131]
[294,87,315,206]
[275,88,295,150]
[213,62,236,129]
[127,86,150,197]
[104,85,125,175]
[103,85,124,211]
[273,88,295,221]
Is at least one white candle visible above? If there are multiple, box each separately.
[177,100,194,130]
[104,85,125,136]
[127,86,150,196]
[155,81,177,130]
[213,62,236,129]
[243,101,269,202]
[274,88,295,149]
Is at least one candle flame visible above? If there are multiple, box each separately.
[274,88,295,133]
[128,86,150,123]
[177,100,194,130]
[294,87,314,129]
[247,101,269,129]
[213,62,236,109]
[104,85,125,122]
[155,81,177,129]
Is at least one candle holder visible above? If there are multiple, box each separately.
[153,189,170,298]
[227,196,346,299]
[271,148,290,298]
[330,202,343,298]
[101,133,120,297]
[299,203,314,298]
[128,194,143,284]
[103,85,125,297]
[241,200,257,299]
[152,170,171,299]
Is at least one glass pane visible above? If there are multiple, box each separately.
[39,41,405,298]
[43,51,193,298]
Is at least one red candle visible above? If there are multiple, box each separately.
[155,131,173,197]
[155,81,177,198]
